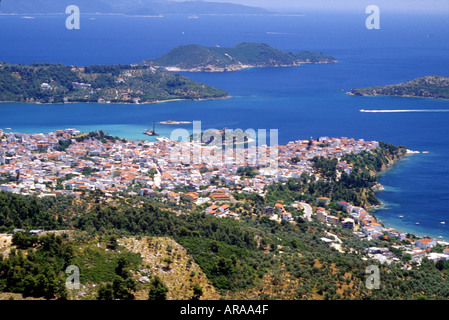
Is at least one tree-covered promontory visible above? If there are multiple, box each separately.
[0,62,228,104]
[143,42,336,72]
[350,75,449,99]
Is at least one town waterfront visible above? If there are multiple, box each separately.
[0,12,449,238]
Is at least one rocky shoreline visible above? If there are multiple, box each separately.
[0,95,231,106]
[162,59,336,73]
[348,75,449,100]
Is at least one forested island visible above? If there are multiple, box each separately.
[143,42,336,72]
[350,75,449,99]
[0,42,336,104]
[0,62,228,104]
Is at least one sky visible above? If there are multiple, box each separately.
[199,0,449,13]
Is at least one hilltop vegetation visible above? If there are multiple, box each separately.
[350,75,449,99]
[266,142,406,208]
[144,42,336,72]
[0,62,228,104]
[3,179,449,300]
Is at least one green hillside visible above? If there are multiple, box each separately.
[0,62,228,104]
[144,42,336,72]
[350,75,449,99]
[0,0,269,15]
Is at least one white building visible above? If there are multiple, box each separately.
[341,218,355,230]
[416,238,437,249]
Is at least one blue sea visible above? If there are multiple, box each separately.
[0,12,449,238]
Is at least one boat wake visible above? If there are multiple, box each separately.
[360,109,449,113]
[266,31,299,35]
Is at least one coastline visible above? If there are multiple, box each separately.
[368,147,411,206]
[365,149,409,226]
[367,150,439,240]
[348,91,449,101]
[161,60,337,73]
[0,95,231,106]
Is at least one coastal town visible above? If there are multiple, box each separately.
[0,127,447,266]
[309,197,449,267]
[0,128,379,200]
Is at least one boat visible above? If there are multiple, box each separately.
[441,221,446,225]
[159,120,192,125]
[423,151,430,154]
[415,222,420,225]
[399,215,403,218]
[143,121,159,136]
[144,128,159,136]
[439,236,443,239]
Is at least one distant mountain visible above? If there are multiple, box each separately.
[0,0,114,14]
[350,75,449,99]
[0,0,269,15]
[143,42,337,72]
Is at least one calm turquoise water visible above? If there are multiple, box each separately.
[1,12,449,238]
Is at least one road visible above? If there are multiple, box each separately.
[299,202,313,222]
[150,156,163,188]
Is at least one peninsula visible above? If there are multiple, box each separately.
[143,42,336,72]
[349,75,449,99]
[0,62,228,104]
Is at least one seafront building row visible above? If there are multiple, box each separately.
[310,196,449,266]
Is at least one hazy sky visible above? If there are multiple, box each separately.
[200,0,449,13]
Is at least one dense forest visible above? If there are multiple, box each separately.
[0,62,228,104]
[144,42,336,71]
[0,192,64,231]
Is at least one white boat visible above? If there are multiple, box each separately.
[441,221,446,225]
[415,222,420,225]
[423,151,430,154]
[439,236,443,239]
[399,215,403,218]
